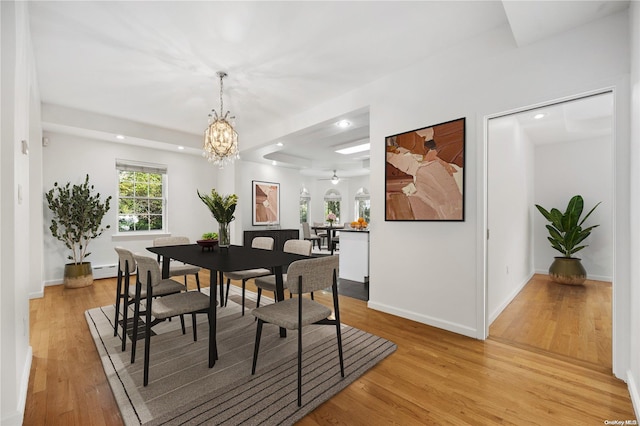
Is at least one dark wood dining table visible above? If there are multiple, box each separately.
[147,244,309,368]
[311,224,344,250]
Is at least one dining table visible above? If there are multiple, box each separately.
[311,224,344,252]
[147,243,309,368]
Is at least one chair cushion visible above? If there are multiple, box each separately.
[252,298,331,329]
[169,263,200,276]
[151,291,213,319]
[254,274,288,292]
[128,278,185,298]
[225,268,271,281]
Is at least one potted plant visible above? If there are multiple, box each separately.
[197,189,238,248]
[197,231,219,251]
[45,174,112,288]
[535,195,601,285]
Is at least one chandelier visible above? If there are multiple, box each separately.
[203,71,239,167]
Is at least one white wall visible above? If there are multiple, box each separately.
[487,117,535,323]
[534,136,614,280]
[238,11,631,361]
[627,0,640,417]
[42,133,217,285]
[1,2,38,424]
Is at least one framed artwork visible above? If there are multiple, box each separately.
[252,180,280,225]
[385,117,465,221]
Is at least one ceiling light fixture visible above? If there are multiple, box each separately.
[178,146,184,150]
[276,142,283,147]
[331,170,340,185]
[534,113,546,120]
[115,134,125,140]
[203,71,239,167]
[336,142,370,155]
[336,120,351,128]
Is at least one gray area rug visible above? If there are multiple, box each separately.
[85,287,396,425]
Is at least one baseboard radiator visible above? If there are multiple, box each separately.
[92,264,118,279]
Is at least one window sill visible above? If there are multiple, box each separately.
[112,232,171,241]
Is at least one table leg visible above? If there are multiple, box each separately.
[161,257,170,279]
[274,265,287,338]
[208,270,218,367]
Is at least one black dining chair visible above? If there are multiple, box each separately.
[251,255,344,407]
[131,254,213,386]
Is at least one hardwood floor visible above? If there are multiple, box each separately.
[25,272,635,425]
[490,274,612,370]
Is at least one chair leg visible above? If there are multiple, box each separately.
[242,280,247,316]
[310,292,314,301]
[297,320,303,407]
[224,278,231,307]
[195,273,201,292]
[180,315,186,334]
[256,288,262,309]
[114,268,122,337]
[251,319,264,375]
[336,321,345,378]
[192,314,197,341]
[131,294,142,364]
[143,299,153,386]
[121,273,131,351]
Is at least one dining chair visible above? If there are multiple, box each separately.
[223,236,274,315]
[254,239,313,309]
[302,222,324,250]
[251,255,344,407]
[131,254,213,386]
[153,236,202,291]
[114,247,137,351]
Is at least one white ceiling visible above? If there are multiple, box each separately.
[28,1,628,177]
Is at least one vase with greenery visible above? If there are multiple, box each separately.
[197,189,238,247]
[46,174,112,288]
[535,195,600,285]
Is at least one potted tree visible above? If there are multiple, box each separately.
[535,195,601,285]
[46,174,112,288]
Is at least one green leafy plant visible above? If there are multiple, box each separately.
[197,189,238,224]
[535,195,601,258]
[45,174,112,264]
[202,232,218,240]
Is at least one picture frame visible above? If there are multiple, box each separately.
[385,117,465,221]
[252,180,280,225]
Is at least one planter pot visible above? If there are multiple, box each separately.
[64,262,93,288]
[548,257,586,285]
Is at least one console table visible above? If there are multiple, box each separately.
[243,229,300,251]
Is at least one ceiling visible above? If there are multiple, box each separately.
[28,1,628,178]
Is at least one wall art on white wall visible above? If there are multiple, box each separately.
[252,180,280,225]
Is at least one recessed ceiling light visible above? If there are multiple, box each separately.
[336,143,370,155]
[272,160,277,166]
[534,113,546,120]
[178,146,185,150]
[115,134,125,140]
[276,142,283,147]
[336,120,351,128]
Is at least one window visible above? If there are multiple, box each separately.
[355,187,371,222]
[300,187,310,223]
[324,188,342,223]
[116,160,167,233]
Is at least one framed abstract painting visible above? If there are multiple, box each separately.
[385,117,465,221]
[252,180,280,225]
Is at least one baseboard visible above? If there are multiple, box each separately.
[1,346,32,426]
[627,370,640,421]
[367,300,477,338]
[489,271,534,324]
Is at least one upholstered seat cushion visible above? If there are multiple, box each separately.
[169,263,200,276]
[151,291,213,320]
[254,274,287,292]
[128,278,185,298]
[225,268,271,280]
[252,298,331,329]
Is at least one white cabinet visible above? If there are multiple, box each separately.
[338,230,369,283]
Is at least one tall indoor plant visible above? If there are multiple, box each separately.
[535,194,600,285]
[197,189,238,247]
[46,174,112,288]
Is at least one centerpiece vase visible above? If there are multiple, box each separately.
[218,222,231,248]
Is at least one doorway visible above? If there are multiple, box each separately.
[485,91,614,368]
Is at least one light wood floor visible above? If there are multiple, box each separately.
[25,272,635,425]
[490,274,612,370]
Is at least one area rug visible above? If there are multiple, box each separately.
[85,287,396,425]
